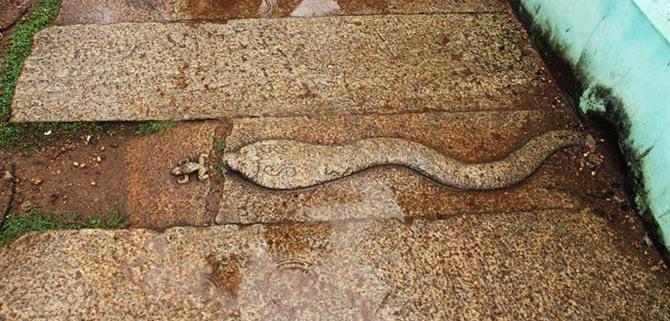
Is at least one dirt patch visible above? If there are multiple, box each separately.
[1,130,128,220]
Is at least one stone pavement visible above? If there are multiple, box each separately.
[2,0,670,320]
[11,13,551,121]
[1,209,669,320]
[54,0,505,24]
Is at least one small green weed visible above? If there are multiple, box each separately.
[213,137,225,153]
[0,209,127,246]
[0,122,103,151]
[135,121,176,135]
[212,137,227,177]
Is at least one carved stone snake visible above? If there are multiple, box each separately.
[223,130,589,190]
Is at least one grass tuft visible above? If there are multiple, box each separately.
[0,122,103,150]
[213,137,225,154]
[135,121,176,135]
[212,137,227,178]
[0,209,127,246]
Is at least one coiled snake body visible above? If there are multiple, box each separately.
[224,130,588,190]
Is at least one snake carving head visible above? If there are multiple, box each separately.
[224,144,260,179]
[223,140,312,189]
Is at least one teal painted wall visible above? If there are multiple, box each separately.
[510,0,670,248]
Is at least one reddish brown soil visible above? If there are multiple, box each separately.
[0,130,128,220]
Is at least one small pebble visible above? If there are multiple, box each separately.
[19,201,33,212]
[73,162,80,167]
[2,170,13,181]
[31,178,43,186]
[90,181,97,187]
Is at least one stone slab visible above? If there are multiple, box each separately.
[0,0,34,31]
[216,110,584,224]
[122,121,218,229]
[1,209,669,320]
[11,14,552,122]
[55,0,505,25]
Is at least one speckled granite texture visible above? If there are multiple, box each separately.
[216,110,584,224]
[55,0,505,24]
[224,131,586,190]
[1,209,669,320]
[12,14,550,121]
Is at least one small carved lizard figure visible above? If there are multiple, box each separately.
[171,153,209,184]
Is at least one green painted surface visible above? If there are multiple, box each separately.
[510,0,670,249]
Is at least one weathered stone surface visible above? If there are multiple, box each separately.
[216,110,584,224]
[12,14,551,122]
[224,131,586,190]
[55,0,505,24]
[0,0,34,31]
[290,0,341,17]
[217,167,582,224]
[122,121,218,229]
[56,0,297,24]
[1,209,669,320]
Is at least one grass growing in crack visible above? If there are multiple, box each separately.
[0,122,103,150]
[135,121,176,135]
[213,137,226,178]
[213,137,225,154]
[0,0,61,120]
[0,209,127,246]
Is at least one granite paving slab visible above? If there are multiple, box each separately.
[12,14,552,122]
[215,110,585,224]
[55,0,505,25]
[1,209,668,320]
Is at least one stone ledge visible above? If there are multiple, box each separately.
[11,14,553,122]
[1,209,668,320]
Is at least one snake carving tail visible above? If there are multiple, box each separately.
[223,130,590,190]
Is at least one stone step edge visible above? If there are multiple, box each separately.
[10,108,567,124]
[5,205,588,246]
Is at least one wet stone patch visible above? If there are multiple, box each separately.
[55,0,506,24]
[1,209,668,320]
